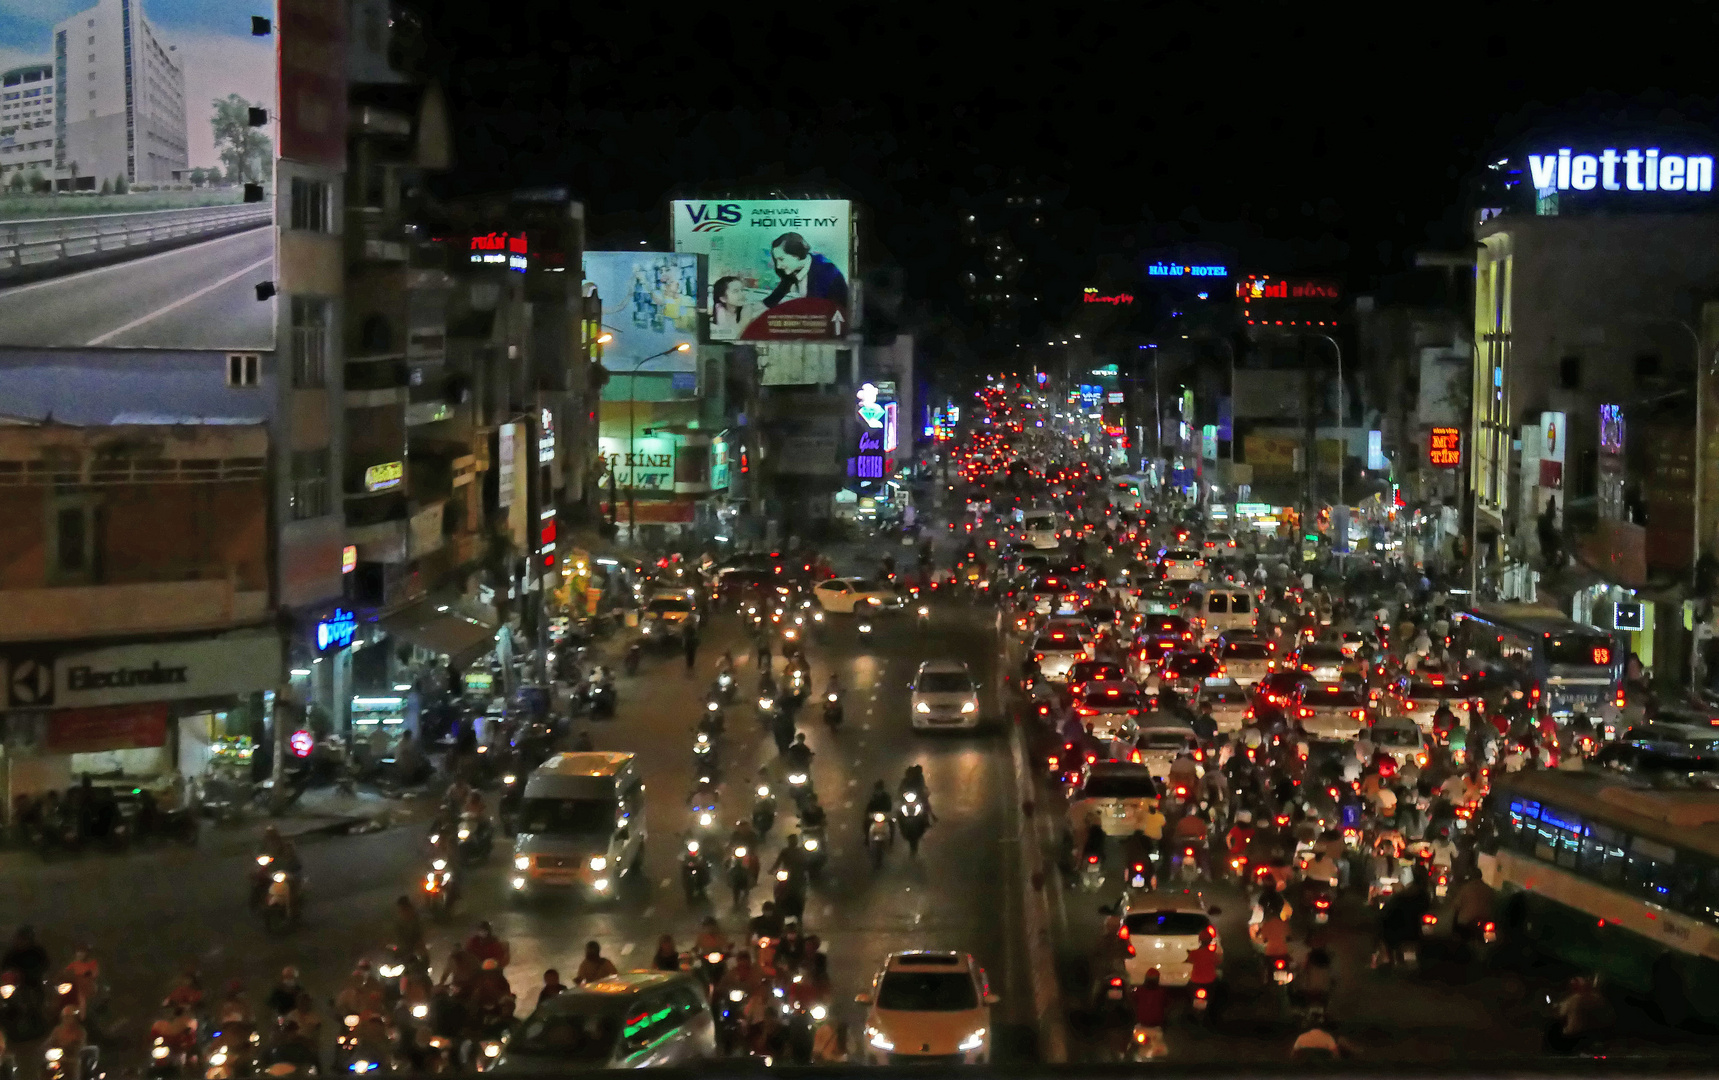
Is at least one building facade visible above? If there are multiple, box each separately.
[52,0,188,188]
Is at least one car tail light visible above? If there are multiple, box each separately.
[1087,854,1099,864]
[1615,686,1627,709]
[1076,706,1096,716]
[1352,709,1366,719]
[1129,748,1142,764]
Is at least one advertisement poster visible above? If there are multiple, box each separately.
[598,434,674,491]
[0,0,277,350]
[671,199,851,342]
[582,250,702,372]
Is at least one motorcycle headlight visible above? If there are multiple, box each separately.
[457,828,471,841]
[903,791,918,803]
[272,872,287,883]
[590,856,608,871]
[350,1060,372,1073]
[804,838,819,851]
[761,698,774,709]
[734,846,748,858]
[411,1004,429,1019]
[687,840,701,854]
[152,1046,171,1060]
[810,1004,828,1021]
[0,983,13,998]
[776,869,789,881]
[380,964,403,978]
[483,1042,502,1059]
[706,952,724,964]
[208,1050,227,1066]
[502,774,517,786]
[788,773,807,785]
[707,701,720,711]
[431,858,448,872]
[698,813,714,827]
[57,982,72,995]
[729,989,746,1002]
[757,785,770,798]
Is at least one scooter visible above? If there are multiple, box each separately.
[681,838,711,902]
[715,671,736,704]
[800,824,827,877]
[727,843,756,906]
[867,812,891,869]
[897,793,929,856]
[422,857,457,919]
[752,785,777,835]
[823,693,843,729]
[261,870,297,934]
[917,604,930,627]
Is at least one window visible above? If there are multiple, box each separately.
[289,448,331,520]
[226,352,259,387]
[1579,822,1627,885]
[1559,356,1582,389]
[289,176,331,232]
[56,506,87,572]
[620,994,683,1056]
[289,296,329,388]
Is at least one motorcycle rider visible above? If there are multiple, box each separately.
[265,966,304,1018]
[45,1005,87,1080]
[799,792,828,832]
[573,942,618,986]
[1130,969,1170,1059]
[898,764,933,817]
[465,921,510,971]
[784,732,814,772]
[748,901,785,943]
[862,781,893,834]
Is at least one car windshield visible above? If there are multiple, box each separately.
[1070,662,1126,683]
[1080,775,1159,800]
[876,971,978,1011]
[510,1009,619,1061]
[1125,911,1211,937]
[1140,730,1194,749]
[1083,691,1140,710]
[1167,655,1218,676]
[518,798,615,836]
[917,672,972,693]
[648,597,691,613]
[850,580,880,592]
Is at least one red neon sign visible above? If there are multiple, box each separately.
[1083,288,1134,305]
[1429,427,1462,468]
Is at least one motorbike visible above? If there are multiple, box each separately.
[752,785,777,835]
[147,1029,200,1079]
[1080,851,1105,890]
[715,987,747,1055]
[44,1041,101,1080]
[697,951,727,998]
[693,730,718,769]
[1310,885,1332,926]
[1173,842,1204,884]
[772,868,807,921]
[857,618,874,636]
[715,670,736,704]
[1126,858,1152,891]
[800,825,827,877]
[689,801,720,841]
[757,693,780,729]
[681,838,712,902]
[867,812,892,869]
[822,692,843,729]
[422,857,457,919]
[261,869,297,934]
[917,604,930,627]
[727,843,756,906]
[0,970,45,1042]
[702,695,725,730]
[897,793,929,856]
[586,675,617,718]
[787,667,809,705]
[455,813,493,864]
[785,772,814,814]
[203,1023,262,1080]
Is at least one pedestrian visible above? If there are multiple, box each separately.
[755,635,771,673]
[684,626,700,673]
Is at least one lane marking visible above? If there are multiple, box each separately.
[642,906,655,918]
[619,942,635,957]
[86,253,273,345]
[0,225,268,300]
[659,878,672,888]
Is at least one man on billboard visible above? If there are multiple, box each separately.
[763,233,849,308]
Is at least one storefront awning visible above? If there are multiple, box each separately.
[379,600,497,668]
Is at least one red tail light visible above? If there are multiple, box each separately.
[1422,913,1438,926]
[1087,854,1099,864]
[1615,687,1626,708]
[1275,815,1289,827]
[1194,987,1208,1000]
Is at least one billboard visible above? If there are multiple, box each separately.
[0,0,277,350]
[671,199,852,341]
[582,250,702,372]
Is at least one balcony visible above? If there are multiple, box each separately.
[347,206,409,263]
[0,580,269,643]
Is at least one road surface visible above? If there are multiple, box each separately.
[0,227,274,351]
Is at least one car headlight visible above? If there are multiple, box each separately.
[959,1029,987,1052]
[962,700,978,713]
[593,877,610,891]
[513,854,530,870]
[916,701,931,713]
[590,856,608,871]
[511,876,526,890]
[868,1028,894,1051]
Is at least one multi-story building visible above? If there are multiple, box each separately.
[0,63,57,183]
[0,421,279,806]
[52,0,188,188]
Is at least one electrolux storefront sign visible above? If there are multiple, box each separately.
[1528,148,1714,193]
[1,631,283,711]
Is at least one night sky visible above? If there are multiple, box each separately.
[419,0,1719,325]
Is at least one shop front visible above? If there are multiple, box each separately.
[0,629,282,817]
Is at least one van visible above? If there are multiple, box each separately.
[1191,585,1254,641]
[491,971,715,1072]
[1022,509,1061,550]
[510,752,645,901]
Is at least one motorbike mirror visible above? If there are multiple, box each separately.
[853,993,872,1005]
[984,993,1001,1005]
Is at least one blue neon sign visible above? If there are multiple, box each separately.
[1148,262,1227,278]
[316,608,358,651]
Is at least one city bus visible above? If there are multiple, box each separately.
[1452,603,1623,717]
[1481,770,1719,1024]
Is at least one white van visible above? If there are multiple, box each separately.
[1022,509,1061,550]
[510,752,645,901]
[1192,585,1254,640]
[1109,476,1145,513]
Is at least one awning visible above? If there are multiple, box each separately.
[379,599,497,668]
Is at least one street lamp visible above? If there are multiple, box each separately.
[622,342,692,540]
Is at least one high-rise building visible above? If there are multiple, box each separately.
[0,63,57,181]
[52,0,188,188]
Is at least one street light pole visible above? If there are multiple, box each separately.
[622,342,692,543]
[1309,333,1344,552]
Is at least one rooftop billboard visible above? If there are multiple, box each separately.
[0,0,277,350]
[582,250,702,372]
[671,198,852,342]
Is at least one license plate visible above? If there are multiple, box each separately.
[538,871,577,885]
[1273,969,1293,985]
[1401,946,1417,963]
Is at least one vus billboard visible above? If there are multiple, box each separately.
[671,198,852,342]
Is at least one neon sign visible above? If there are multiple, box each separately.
[315,608,357,651]
[855,383,886,429]
[470,231,528,272]
[1527,149,1713,193]
[1428,427,1462,468]
[1600,404,1625,455]
[1082,287,1134,305]
[1148,263,1227,277]
[1236,276,1341,302]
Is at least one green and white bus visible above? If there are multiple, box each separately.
[1481,769,1719,1024]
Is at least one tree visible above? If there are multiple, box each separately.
[114,174,128,195]
[25,169,46,193]
[210,94,272,184]
[205,164,223,186]
[99,177,111,195]
[5,171,24,193]
[188,167,207,187]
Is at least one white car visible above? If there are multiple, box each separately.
[640,592,698,642]
[1295,682,1370,741]
[1133,715,1200,779]
[911,660,982,731]
[1069,761,1162,838]
[1215,641,1274,686]
[813,577,895,614]
[859,951,997,1065]
[1195,681,1251,732]
[1160,549,1206,582]
[1071,683,1144,741]
[1392,675,1466,731]
[1022,511,1061,550]
[1030,627,1090,682]
[1122,893,1223,988]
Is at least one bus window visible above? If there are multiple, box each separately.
[1533,805,1583,869]
[1625,836,1679,901]
[1579,823,1627,885]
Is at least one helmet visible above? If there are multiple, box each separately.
[1236,809,1252,824]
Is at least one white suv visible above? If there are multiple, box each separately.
[910,661,981,730]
